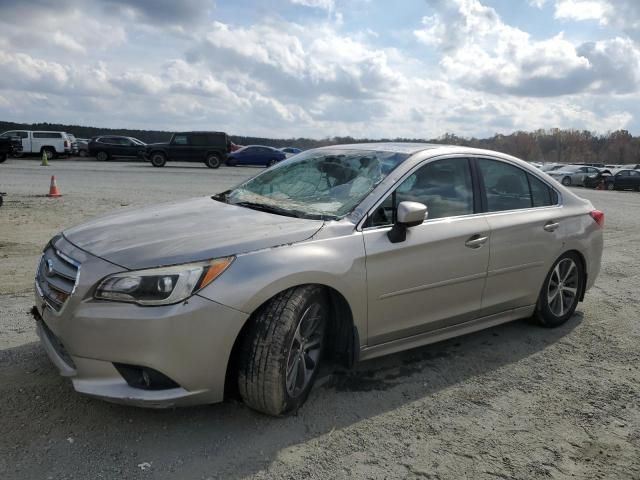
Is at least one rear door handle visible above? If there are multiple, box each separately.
[544,221,559,232]
[465,234,488,248]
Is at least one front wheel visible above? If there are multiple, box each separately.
[239,285,328,416]
[533,253,583,328]
[606,182,615,191]
[561,176,571,186]
[267,158,278,167]
[205,154,221,169]
[78,149,87,158]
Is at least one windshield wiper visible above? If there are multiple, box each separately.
[231,201,332,220]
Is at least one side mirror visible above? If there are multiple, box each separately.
[388,201,428,243]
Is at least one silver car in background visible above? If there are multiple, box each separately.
[546,164,601,186]
[34,143,604,415]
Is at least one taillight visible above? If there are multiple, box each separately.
[589,210,604,227]
[64,140,69,148]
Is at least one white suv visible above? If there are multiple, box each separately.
[0,130,73,159]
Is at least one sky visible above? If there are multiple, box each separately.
[0,0,639,139]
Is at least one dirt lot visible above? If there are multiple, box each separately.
[1,158,639,479]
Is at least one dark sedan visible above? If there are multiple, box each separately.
[226,145,286,167]
[89,136,147,161]
[603,169,640,191]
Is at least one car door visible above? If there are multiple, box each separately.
[628,170,640,190]
[238,147,255,165]
[362,157,490,345]
[476,157,563,316]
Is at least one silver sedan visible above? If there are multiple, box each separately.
[546,165,601,186]
[34,143,604,415]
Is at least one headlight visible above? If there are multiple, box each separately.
[95,257,234,306]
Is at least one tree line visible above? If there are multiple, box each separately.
[1,121,639,165]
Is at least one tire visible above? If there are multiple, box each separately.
[606,182,615,191]
[78,149,87,158]
[205,154,221,169]
[267,159,278,167]
[150,152,166,167]
[96,151,109,162]
[532,253,583,328]
[11,151,23,158]
[239,285,329,416]
[42,148,55,160]
[0,153,6,163]
[561,176,571,186]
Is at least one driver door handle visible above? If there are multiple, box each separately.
[544,221,559,232]
[465,234,488,249]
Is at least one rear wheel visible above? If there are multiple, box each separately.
[239,285,328,416]
[42,148,55,160]
[561,176,571,186]
[205,154,221,169]
[96,151,109,162]
[533,253,583,328]
[0,153,6,163]
[150,152,166,167]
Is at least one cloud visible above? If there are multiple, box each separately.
[553,0,611,22]
[414,0,640,97]
[290,0,335,10]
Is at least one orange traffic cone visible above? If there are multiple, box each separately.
[47,176,63,197]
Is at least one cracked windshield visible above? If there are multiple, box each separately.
[226,149,409,219]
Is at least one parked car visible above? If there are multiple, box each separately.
[0,130,72,159]
[226,145,286,167]
[75,138,89,157]
[88,136,147,161]
[546,165,601,186]
[144,131,229,168]
[583,170,612,189]
[540,163,564,172]
[280,147,302,157]
[602,168,640,191]
[0,134,22,163]
[33,143,603,416]
[66,133,79,156]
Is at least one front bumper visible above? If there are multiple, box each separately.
[35,236,249,407]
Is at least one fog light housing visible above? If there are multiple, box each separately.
[113,363,180,390]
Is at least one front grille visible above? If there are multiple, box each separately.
[36,247,80,312]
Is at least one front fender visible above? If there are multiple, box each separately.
[198,232,368,344]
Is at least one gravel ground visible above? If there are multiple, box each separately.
[0,158,639,479]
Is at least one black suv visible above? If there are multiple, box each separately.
[88,136,147,161]
[144,131,230,168]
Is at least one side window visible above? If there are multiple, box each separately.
[528,173,557,207]
[172,134,189,145]
[478,159,531,212]
[367,158,474,227]
[617,170,629,177]
[630,171,640,177]
[191,135,208,146]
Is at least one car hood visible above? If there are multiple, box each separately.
[63,197,325,269]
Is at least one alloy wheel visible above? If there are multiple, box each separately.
[547,258,579,317]
[285,303,325,398]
